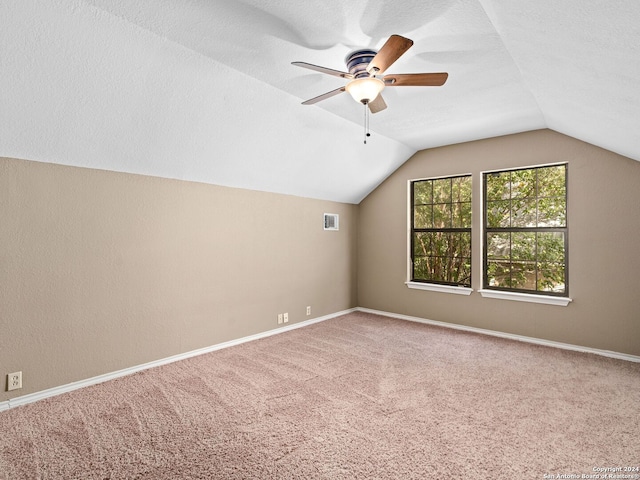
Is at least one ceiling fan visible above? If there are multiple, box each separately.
[292,34,448,114]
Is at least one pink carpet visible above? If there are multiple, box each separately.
[1,312,639,479]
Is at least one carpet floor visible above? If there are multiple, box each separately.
[1,312,639,479]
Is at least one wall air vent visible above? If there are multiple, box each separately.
[324,213,339,231]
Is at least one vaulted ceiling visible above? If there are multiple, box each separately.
[2,1,639,203]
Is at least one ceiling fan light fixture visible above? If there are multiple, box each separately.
[345,77,385,104]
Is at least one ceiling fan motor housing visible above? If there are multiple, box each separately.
[345,49,377,78]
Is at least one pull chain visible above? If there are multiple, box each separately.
[363,102,371,144]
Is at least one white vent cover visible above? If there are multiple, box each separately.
[324,213,339,231]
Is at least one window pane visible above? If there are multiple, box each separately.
[487,260,510,288]
[487,200,510,228]
[433,203,452,228]
[447,232,465,259]
[511,197,537,227]
[413,256,429,280]
[433,178,451,203]
[413,232,432,257]
[537,165,566,198]
[456,258,471,285]
[511,232,536,261]
[510,261,537,290]
[452,202,471,228]
[413,181,432,205]
[511,169,536,198]
[486,172,510,201]
[429,256,447,282]
[537,197,566,227]
[446,233,458,258]
[537,232,565,264]
[537,262,565,293]
[452,176,472,202]
[487,232,510,260]
[457,232,472,258]
[431,232,448,257]
[449,256,470,284]
[414,205,432,228]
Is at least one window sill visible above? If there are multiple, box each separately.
[406,282,473,296]
[478,289,572,306]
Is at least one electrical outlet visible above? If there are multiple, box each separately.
[278,314,283,324]
[7,371,22,391]
[306,306,311,316]
[283,312,289,323]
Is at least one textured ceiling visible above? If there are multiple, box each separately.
[1,0,639,203]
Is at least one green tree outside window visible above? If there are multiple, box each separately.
[484,164,567,295]
[411,175,472,286]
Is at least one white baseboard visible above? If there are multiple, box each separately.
[3,306,636,413]
[0,308,357,412]
[356,307,640,363]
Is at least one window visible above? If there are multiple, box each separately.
[483,164,568,296]
[410,175,472,287]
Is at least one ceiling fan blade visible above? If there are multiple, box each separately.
[292,61,353,79]
[368,94,387,114]
[366,34,414,75]
[383,72,449,87]
[301,87,346,105]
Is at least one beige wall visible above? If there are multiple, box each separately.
[3,129,639,402]
[358,129,640,356]
[1,157,357,401]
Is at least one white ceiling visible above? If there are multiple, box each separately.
[1,0,639,203]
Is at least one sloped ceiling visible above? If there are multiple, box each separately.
[1,0,639,203]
